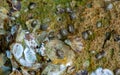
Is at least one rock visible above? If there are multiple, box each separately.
[40,24,48,31]
[60,28,68,37]
[28,2,36,10]
[82,30,93,40]
[82,31,89,40]
[76,70,88,75]
[106,3,113,10]
[95,50,105,60]
[114,68,120,75]
[96,21,102,28]
[68,24,75,33]
[69,12,76,20]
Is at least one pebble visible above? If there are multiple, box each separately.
[95,50,105,60]
[114,35,120,42]
[60,28,68,37]
[69,12,76,20]
[96,21,102,28]
[76,70,88,75]
[114,68,120,75]
[48,31,55,39]
[40,24,48,31]
[28,2,36,10]
[31,20,38,28]
[68,24,75,33]
[106,3,113,10]
[82,31,89,40]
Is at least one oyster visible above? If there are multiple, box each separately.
[91,67,113,75]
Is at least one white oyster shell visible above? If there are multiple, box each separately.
[12,43,23,59]
[24,47,37,64]
[91,67,113,75]
[19,58,32,67]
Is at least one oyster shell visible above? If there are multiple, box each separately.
[12,43,23,59]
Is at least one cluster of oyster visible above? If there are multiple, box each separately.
[0,1,82,75]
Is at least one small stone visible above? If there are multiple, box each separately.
[95,50,105,60]
[114,35,120,42]
[68,24,75,33]
[6,50,12,59]
[60,28,68,37]
[28,2,36,10]
[48,31,55,39]
[83,60,90,68]
[66,7,73,13]
[114,68,120,75]
[96,21,102,28]
[31,20,38,28]
[40,24,48,31]
[87,3,92,8]
[69,12,76,20]
[82,31,89,40]
[76,70,88,75]
[106,3,113,10]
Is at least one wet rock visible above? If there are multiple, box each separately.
[114,68,120,75]
[60,28,68,37]
[40,24,48,31]
[95,50,105,60]
[68,24,75,33]
[91,67,113,75]
[28,2,36,10]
